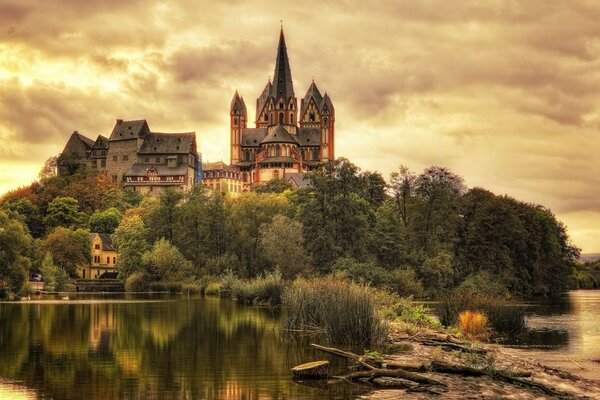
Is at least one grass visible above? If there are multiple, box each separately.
[232,271,284,306]
[281,276,386,345]
[204,282,222,296]
[437,289,525,336]
[458,310,489,340]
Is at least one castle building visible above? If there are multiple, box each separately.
[58,119,199,194]
[230,28,335,190]
[202,161,243,196]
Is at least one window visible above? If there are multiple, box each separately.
[113,257,116,264]
[275,145,280,156]
[273,170,279,179]
[113,155,118,161]
[112,174,117,183]
[107,257,110,264]
[279,112,284,124]
[123,155,128,161]
[95,244,100,250]
[101,159,106,167]
[279,102,284,109]
[156,157,161,163]
[145,157,150,163]
[309,112,315,122]
[290,113,294,124]
[264,114,268,122]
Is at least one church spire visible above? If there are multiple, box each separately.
[271,27,295,101]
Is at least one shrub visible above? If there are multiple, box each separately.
[218,270,237,298]
[149,281,183,293]
[181,283,200,295]
[232,271,284,306]
[437,289,525,336]
[205,282,222,296]
[282,277,385,345]
[458,310,489,340]
[389,268,425,298]
[125,272,150,292]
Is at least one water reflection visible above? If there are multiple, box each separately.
[0,296,366,400]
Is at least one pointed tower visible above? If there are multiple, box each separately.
[319,92,335,160]
[267,28,298,133]
[230,91,247,165]
[300,80,323,129]
[256,80,273,128]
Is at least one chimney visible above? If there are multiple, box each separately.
[116,119,123,124]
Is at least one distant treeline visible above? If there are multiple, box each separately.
[0,157,580,298]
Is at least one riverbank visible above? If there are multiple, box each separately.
[354,323,600,399]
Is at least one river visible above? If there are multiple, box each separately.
[0,290,599,399]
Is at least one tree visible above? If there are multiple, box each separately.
[39,253,68,292]
[226,193,290,277]
[255,178,293,194]
[390,165,417,228]
[42,227,90,276]
[112,216,149,279]
[142,238,194,281]
[3,198,44,237]
[360,171,387,209]
[259,215,312,279]
[145,188,183,243]
[89,208,122,234]
[371,201,410,268]
[38,155,58,182]
[44,197,86,230]
[0,210,32,295]
[420,251,455,297]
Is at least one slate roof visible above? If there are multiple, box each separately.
[271,28,295,101]
[260,124,298,145]
[241,128,268,146]
[91,233,116,251]
[301,81,323,117]
[124,163,189,176]
[285,172,310,189]
[259,156,297,164]
[203,161,236,171]
[77,133,96,148]
[60,131,94,157]
[296,128,320,146]
[108,119,150,141]
[138,132,196,154]
[230,91,247,115]
[256,81,272,118]
[320,93,334,116]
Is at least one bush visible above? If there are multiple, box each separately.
[205,282,222,296]
[389,268,425,298]
[232,271,284,306]
[437,289,525,336]
[181,283,201,295]
[282,277,385,345]
[458,310,489,340]
[218,270,237,298]
[125,272,150,292]
[149,281,183,293]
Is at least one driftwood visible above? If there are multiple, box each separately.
[291,361,329,379]
[310,343,574,398]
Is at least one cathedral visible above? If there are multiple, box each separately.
[230,28,335,189]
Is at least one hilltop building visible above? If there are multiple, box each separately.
[57,119,199,194]
[230,28,335,190]
[77,233,118,280]
[202,161,243,196]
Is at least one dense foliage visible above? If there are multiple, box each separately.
[0,158,580,297]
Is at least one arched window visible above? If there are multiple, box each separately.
[279,102,284,109]
[290,113,294,124]
[275,145,280,157]
[279,112,284,124]
[273,170,279,179]
[313,149,319,160]
[264,113,268,122]
[309,112,315,122]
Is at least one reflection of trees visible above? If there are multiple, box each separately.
[0,298,366,399]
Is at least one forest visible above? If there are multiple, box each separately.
[0,157,581,298]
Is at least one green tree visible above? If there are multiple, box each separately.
[0,210,32,295]
[371,201,409,268]
[390,165,417,228]
[360,171,387,209]
[142,238,194,281]
[3,198,44,237]
[255,178,293,194]
[420,251,455,297]
[42,227,90,276]
[145,189,183,243]
[89,208,122,234]
[39,253,68,292]
[44,197,86,229]
[112,216,149,279]
[259,215,312,280]
[226,193,290,277]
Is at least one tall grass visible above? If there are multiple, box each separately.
[232,271,284,306]
[282,277,385,345]
[437,290,525,336]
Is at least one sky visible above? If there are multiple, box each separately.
[0,0,599,252]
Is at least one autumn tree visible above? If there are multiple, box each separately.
[44,197,87,230]
[141,238,194,281]
[112,215,149,279]
[42,227,90,276]
[89,208,122,234]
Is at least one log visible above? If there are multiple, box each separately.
[334,367,446,387]
[291,361,329,379]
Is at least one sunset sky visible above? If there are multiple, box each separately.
[0,1,599,252]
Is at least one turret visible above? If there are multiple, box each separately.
[230,91,247,165]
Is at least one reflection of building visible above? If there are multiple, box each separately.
[77,233,118,280]
[230,28,335,190]
[202,161,243,196]
[57,119,199,195]
[89,303,116,350]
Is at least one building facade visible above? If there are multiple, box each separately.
[58,119,199,194]
[230,28,335,190]
[202,161,243,196]
[77,233,118,280]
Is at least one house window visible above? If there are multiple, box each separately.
[290,113,294,124]
[107,257,110,264]
[156,157,160,163]
[101,159,106,167]
[279,102,284,109]
[264,114,268,122]
[275,145,280,157]
[112,174,117,183]
[95,244,100,250]
[309,112,315,122]
[113,155,118,161]
[113,257,116,264]
[145,157,150,163]
[123,155,128,161]
[83,270,85,279]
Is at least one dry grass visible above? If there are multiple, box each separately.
[458,310,489,340]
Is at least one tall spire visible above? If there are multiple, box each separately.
[271,27,294,101]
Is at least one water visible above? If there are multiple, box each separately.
[0,294,368,400]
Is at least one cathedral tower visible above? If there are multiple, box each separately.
[230,91,247,165]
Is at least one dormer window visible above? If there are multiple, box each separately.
[279,102,284,109]
[264,114,268,122]
[309,112,315,122]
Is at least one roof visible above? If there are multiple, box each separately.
[60,131,94,158]
[77,133,95,148]
[296,128,320,146]
[301,81,323,117]
[270,27,295,101]
[203,161,235,171]
[138,132,196,155]
[320,93,334,116]
[261,124,298,145]
[285,172,310,189]
[234,161,255,167]
[259,156,297,164]
[108,119,150,142]
[91,233,116,251]
[92,135,109,149]
[230,91,247,115]
[124,163,190,176]
[256,81,272,118]
[241,128,268,146]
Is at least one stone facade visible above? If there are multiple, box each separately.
[202,161,243,196]
[57,119,199,194]
[230,28,335,191]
